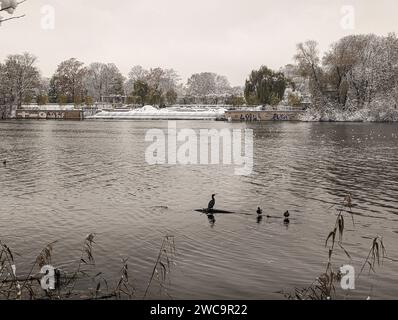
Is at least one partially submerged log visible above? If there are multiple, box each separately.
[194,209,235,214]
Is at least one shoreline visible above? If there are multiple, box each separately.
[2,117,398,123]
[2,104,398,123]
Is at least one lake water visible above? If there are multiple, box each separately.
[0,120,397,299]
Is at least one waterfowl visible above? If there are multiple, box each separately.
[257,207,263,215]
[208,194,216,211]
[284,210,290,218]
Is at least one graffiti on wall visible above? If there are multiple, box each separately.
[15,110,83,120]
[16,110,66,119]
[272,113,289,121]
[237,113,290,121]
[225,110,302,121]
[240,114,261,122]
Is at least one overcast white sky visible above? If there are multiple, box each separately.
[1,0,397,85]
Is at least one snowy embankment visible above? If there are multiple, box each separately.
[87,105,227,120]
[300,106,398,122]
[20,104,75,110]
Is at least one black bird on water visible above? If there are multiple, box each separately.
[208,194,216,211]
[257,207,263,215]
[283,210,290,225]
[284,210,290,218]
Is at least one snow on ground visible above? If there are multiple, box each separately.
[21,104,75,111]
[299,106,398,122]
[87,105,227,120]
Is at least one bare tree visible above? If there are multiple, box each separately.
[294,41,324,94]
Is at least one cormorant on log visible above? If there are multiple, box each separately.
[208,194,216,211]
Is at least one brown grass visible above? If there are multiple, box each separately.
[281,194,388,300]
[0,234,176,300]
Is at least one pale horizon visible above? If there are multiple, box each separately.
[1,0,398,86]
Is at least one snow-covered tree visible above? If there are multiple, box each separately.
[294,40,325,106]
[125,65,149,94]
[0,63,7,104]
[323,34,398,110]
[186,72,217,97]
[34,76,49,105]
[146,67,180,93]
[0,52,40,107]
[50,58,87,104]
[128,65,148,83]
[295,33,398,119]
[86,63,125,102]
[0,0,26,25]
[126,66,180,105]
[185,72,232,104]
[215,75,231,95]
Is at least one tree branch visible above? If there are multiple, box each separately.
[0,0,27,12]
[0,0,27,25]
[0,14,25,23]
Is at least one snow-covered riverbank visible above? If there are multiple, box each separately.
[87,105,227,120]
[299,106,398,122]
[3,104,398,122]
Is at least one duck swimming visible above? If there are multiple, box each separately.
[284,210,290,218]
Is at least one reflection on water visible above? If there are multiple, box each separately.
[0,120,398,299]
[207,214,216,228]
